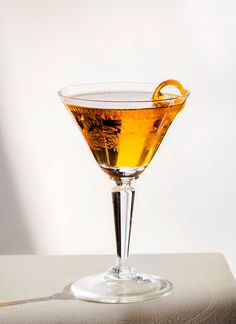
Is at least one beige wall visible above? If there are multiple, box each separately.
[0,0,235,275]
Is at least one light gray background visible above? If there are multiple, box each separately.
[0,1,235,274]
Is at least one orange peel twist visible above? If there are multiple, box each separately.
[152,79,187,109]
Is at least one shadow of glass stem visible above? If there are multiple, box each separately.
[0,284,76,308]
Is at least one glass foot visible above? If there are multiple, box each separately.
[66,267,173,303]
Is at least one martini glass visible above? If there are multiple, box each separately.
[58,82,190,303]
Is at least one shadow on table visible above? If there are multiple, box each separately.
[0,285,235,324]
[0,284,75,307]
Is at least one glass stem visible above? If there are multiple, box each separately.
[112,178,135,277]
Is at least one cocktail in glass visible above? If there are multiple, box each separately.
[58,82,190,303]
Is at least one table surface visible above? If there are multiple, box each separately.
[0,254,235,324]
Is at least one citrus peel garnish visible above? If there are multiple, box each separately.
[152,79,187,108]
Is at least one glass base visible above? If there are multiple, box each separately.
[66,267,173,303]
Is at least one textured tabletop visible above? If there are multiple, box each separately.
[0,254,235,323]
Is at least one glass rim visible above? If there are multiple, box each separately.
[57,82,190,103]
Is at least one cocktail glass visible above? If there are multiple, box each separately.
[58,82,190,303]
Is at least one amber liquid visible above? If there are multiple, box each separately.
[66,92,184,177]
